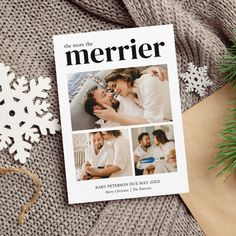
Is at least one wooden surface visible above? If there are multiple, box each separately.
[181,83,236,236]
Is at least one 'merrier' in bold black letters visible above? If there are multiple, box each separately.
[65,39,165,66]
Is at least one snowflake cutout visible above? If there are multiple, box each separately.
[179,62,213,97]
[0,63,61,163]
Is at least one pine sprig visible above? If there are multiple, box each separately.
[209,31,236,179]
[218,30,236,88]
[209,103,236,179]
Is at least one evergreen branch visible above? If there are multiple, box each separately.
[209,30,236,179]
[218,30,236,88]
[209,106,236,177]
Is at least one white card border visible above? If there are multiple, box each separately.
[53,24,189,204]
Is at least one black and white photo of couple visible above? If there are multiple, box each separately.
[69,65,172,131]
[73,129,133,180]
[131,124,177,175]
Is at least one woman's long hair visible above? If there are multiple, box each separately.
[106,130,122,138]
[105,67,143,87]
[152,129,169,144]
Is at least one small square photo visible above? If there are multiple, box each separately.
[73,129,133,180]
[131,124,177,175]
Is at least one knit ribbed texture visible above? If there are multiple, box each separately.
[70,0,135,26]
[88,196,203,236]
[1,0,235,235]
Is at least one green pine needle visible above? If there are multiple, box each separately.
[209,30,236,179]
[218,30,236,88]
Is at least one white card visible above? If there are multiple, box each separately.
[53,25,189,204]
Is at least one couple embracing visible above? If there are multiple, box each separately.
[84,66,172,127]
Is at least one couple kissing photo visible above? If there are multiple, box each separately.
[69,65,172,131]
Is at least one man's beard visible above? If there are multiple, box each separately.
[143,143,151,148]
[110,98,120,111]
[95,143,103,151]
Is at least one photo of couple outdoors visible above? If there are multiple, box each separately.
[73,130,133,180]
[69,65,172,131]
[132,125,177,175]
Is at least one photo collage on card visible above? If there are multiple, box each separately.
[68,65,177,181]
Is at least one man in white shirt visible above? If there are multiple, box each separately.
[141,129,177,174]
[84,86,144,127]
[133,132,152,175]
[134,130,176,175]
[86,130,132,178]
[84,132,114,179]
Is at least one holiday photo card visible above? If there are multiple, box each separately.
[53,25,189,203]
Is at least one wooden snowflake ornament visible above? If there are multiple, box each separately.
[0,63,61,163]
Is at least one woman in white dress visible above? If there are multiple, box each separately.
[86,130,132,178]
[94,67,172,125]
